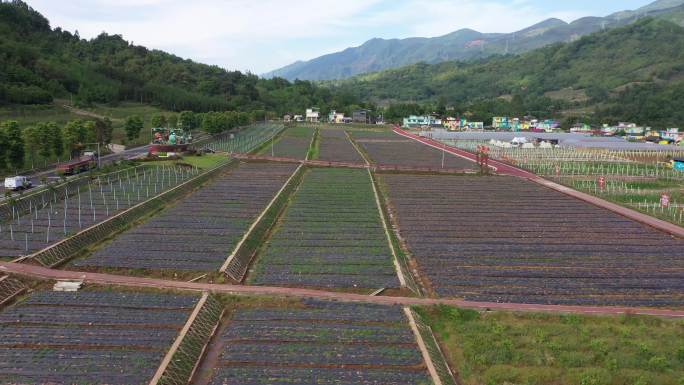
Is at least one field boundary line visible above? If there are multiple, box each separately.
[368,168,407,289]
[346,130,372,166]
[150,292,208,385]
[305,127,318,161]
[3,261,684,318]
[220,164,304,275]
[404,307,444,385]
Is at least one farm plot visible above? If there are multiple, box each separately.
[381,174,684,307]
[75,162,298,271]
[0,289,198,385]
[317,128,365,163]
[198,123,284,154]
[250,168,399,289]
[350,130,475,169]
[0,165,199,259]
[201,299,432,385]
[261,126,314,159]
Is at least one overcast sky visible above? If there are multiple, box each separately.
[26,0,653,74]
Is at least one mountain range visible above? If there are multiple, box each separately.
[264,0,684,81]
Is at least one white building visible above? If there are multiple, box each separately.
[328,110,346,124]
[306,108,320,123]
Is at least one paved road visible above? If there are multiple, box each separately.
[1,262,682,318]
[0,145,150,201]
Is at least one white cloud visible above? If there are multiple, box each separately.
[24,0,631,73]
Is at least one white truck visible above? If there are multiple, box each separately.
[4,176,32,191]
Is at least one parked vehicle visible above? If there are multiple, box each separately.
[4,176,32,191]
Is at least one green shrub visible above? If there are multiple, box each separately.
[484,365,519,385]
[647,355,669,372]
[576,368,611,385]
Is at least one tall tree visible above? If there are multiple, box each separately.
[63,120,87,157]
[0,125,7,171]
[36,122,53,161]
[124,115,144,142]
[150,114,167,128]
[178,111,196,130]
[47,122,64,160]
[21,124,41,169]
[3,121,25,171]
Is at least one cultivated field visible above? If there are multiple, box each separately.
[0,289,198,384]
[350,130,475,169]
[250,168,400,290]
[198,299,432,385]
[0,165,199,259]
[317,128,365,163]
[381,174,684,306]
[260,126,315,159]
[75,162,297,272]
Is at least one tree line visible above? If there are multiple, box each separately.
[0,1,366,116]
[0,118,115,172]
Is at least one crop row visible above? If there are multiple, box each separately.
[75,162,297,271]
[24,290,198,309]
[317,128,365,163]
[209,367,432,385]
[0,348,159,385]
[250,168,399,289]
[381,174,684,306]
[350,130,474,169]
[0,165,197,258]
[206,299,431,385]
[0,289,196,384]
[262,126,315,159]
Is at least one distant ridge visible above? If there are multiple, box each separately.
[264,0,684,81]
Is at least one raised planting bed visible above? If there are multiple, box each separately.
[317,128,365,163]
[0,289,200,385]
[350,130,475,170]
[249,168,400,290]
[200,299,434,385]
[381,174,684,307]
[75,162,298,272]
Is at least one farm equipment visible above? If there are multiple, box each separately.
[56,154,97,175]
[149,127,193,156]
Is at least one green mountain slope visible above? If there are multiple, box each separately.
[0,1,342,114]
[265,0,684,81]
[331,18,684,127]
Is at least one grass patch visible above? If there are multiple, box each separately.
[417,305,684,385]
[149,154,229,170]
[307,128,320,160]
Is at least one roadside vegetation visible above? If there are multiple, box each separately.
[418,305,684,385]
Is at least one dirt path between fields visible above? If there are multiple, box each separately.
[2,262,683,318]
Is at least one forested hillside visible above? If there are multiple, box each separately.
[0,1,354,114]
[331,19,684,127]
